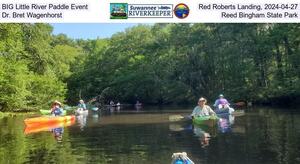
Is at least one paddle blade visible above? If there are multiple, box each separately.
[169,115,184,122]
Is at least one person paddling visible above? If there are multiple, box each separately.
[191,97,216,118]
[51,100,63,116]
[78,99,87,111]
[213,94,231,109]
[213,94,235,113]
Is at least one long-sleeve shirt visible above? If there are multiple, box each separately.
[78,103,87,110]
[191,105,216,117]
[213,98,229,107]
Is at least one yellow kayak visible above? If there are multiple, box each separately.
[24,115,75,127]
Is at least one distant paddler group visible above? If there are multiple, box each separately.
[190,94,240,125]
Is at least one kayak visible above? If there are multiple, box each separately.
[215,107,235,115]
[24,117,75,134]
[171,152,194,164]
[90,107,99,111]
[24,115,75,127]
[40,109,66,115]
[75,109,88,115]
[215,108,229,114]
[64,106,77,111]
[192,115,218,125]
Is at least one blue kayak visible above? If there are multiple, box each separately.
[171,152,194,164]
[215,108,229,114]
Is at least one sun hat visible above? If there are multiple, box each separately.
[53,100,62,106]
[198,97,206,102]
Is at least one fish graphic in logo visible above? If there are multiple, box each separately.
[174,3,189,19]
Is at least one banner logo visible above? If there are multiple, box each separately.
[110,3,128,19]
[174,3,189,19]
[128,4,173,18]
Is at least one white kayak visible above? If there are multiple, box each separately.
[75,109,89,115]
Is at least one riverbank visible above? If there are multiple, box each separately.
[253,94,300,107]
[1,95,299,118]
[0,111,36,119]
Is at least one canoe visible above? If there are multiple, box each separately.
[24,117,75,134]
[192,115,218,125]
[24,115,75,126]
[40,109,66,115]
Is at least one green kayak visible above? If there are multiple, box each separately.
[193,115,219,125]
[40,109,66,115]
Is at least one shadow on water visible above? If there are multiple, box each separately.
[0,107,300,164]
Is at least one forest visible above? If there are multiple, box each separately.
[0,23,299,112]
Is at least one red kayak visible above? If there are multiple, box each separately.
[24,118,75,134]
[24,115,75,127]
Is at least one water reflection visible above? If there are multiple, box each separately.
[169,113,237,148]
[217,114,235,133]
[76,113,88,131]
[169,124,186,132]
[24,118,75,135]
[52,127,64,143]
[109,106,115,113]
[1,108,300,164]
[193,125,211,148]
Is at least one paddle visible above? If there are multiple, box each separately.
[216,110,245,117]
[233,101,246,107]
[64,106,77,111]
[230,110,245,116]
[169,114,191,122]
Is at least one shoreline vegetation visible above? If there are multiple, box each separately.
[0,23,300,113]
[0,111,36,119]
[0,100,298,119]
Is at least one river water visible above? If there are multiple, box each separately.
[0,106,300,164]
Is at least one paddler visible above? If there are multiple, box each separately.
[78,99,87,111]
[191,97,216,118]
[213,94,230,109]
[51,100,64,116]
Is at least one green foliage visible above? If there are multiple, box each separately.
[22,24,53,74]
[0,24,77,111]
[51,45,81,80]
[1,23,300,110]
[68,24,300,105]
[26,72,66,110]
[0,58,31,111]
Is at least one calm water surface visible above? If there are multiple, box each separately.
[1,106,300,164]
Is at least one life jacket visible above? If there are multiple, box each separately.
[52,106,62,116]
